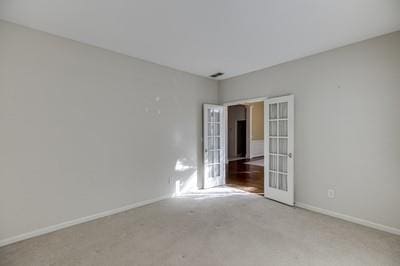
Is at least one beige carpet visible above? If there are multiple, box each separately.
[1,187,399,266]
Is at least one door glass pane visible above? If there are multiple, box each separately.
[214,123,220,136]
[207,165,214,178]
[269,172,277,188]
[213,151,220,163]
[269,138,277,154]
[210,109,217,123]
[269,104,277,119]
[214,137,221,149]
[214,110,220,122]
[269,121,277,136]
[208,123,214,136]
[278,138,288,155]
[213,164,220,177]
[208,151,214,164]
[208,137,214,150]
[278,174,288,191]
[278,155,287,173]
[269,155,277,171]
[279,102,288,119]
[278,120,288,136]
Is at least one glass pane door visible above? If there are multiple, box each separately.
[204,105,225,188]
[265,96,294,205]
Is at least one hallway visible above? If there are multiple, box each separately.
[226,157,264,195]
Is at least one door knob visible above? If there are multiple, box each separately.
[288,153,292,158]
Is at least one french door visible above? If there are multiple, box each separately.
[264,95,294,205]
[203,104,225,188]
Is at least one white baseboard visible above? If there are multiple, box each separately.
[228,157,246,162]
[295,202,400,236]
[3,197,398,248]
[0,194,172,248]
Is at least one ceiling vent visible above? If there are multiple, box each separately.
[209,72,224,78]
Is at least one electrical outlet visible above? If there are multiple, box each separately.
[328,189,335,199]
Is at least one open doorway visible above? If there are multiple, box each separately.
[226,101,264,195]
[204,95,294,204]
[236,120,246,157]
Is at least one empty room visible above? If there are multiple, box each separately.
[0,1,399,265]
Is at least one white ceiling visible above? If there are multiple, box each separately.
[1,0,399,79]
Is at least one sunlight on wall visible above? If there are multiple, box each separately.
[173,158,198,196]
[175,159,195,172]
[173,170,198,196]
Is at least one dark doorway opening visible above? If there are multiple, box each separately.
[236,120,246,157]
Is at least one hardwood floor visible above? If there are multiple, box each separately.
[226,157,264,195]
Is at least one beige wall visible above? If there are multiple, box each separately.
[250,102,264,140]
[220,31,400,231]
[0,20,218,244]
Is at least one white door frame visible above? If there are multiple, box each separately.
[223,97,266,163]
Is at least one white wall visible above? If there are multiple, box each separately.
[219,31,400,230]
[0,21,218,243]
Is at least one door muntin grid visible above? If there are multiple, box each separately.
[268,102,288,191]
[207,109,222,179]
